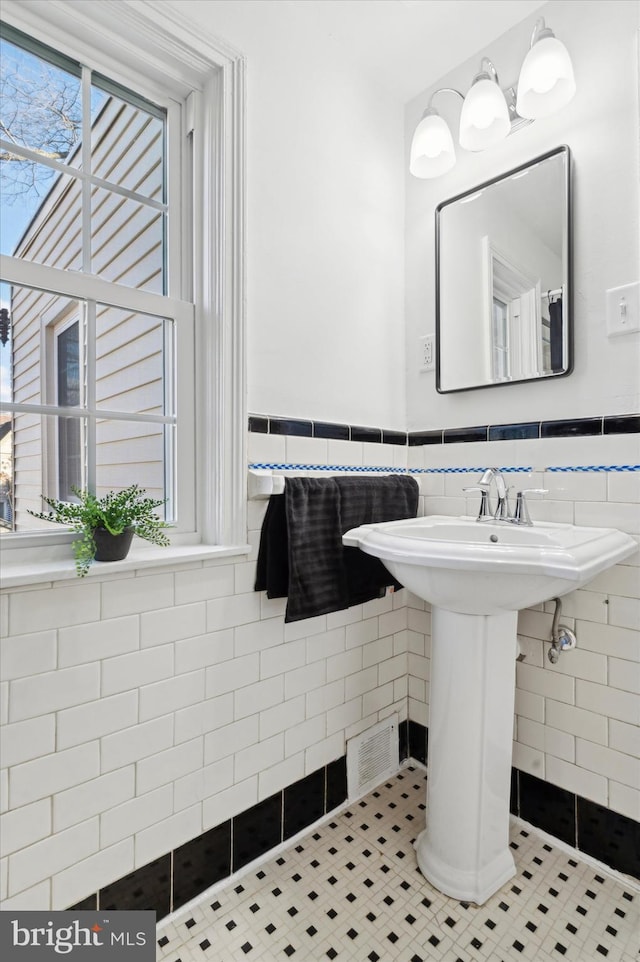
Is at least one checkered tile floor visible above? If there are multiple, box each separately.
[157,768,639,962]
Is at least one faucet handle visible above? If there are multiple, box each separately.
[514,488,548,525]
[462,486,493,520]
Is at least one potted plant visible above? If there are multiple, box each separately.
[28,484,170,577]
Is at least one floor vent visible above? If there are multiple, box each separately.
[347,715,399,799]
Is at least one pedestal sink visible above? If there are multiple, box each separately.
[343,515,636,904]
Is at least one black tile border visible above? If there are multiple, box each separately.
[512,767,639,881]
[249,414,639,446]
[489,422,540,441]
[444,425,488,444]
[70,735,639,918]
[604,414,640,435]
[69,756,349,920]
[541,417,603,438]
[577,796,640,879]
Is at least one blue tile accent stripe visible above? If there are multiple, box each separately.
[250,462,640,475]
[412,466,533,474]
[249,462,407,474]
[547,464,640,472]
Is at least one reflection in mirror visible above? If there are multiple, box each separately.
[436,146,571,393]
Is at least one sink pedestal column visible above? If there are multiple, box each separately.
[415,607,518,905]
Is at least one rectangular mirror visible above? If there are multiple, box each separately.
[436,146,571,393]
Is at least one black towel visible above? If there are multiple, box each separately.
[335,475,419,610]
[254,493,289,599]
[255,474,419,623]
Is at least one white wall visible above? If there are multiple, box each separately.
[406,0,640,430]
[170,0,407,430]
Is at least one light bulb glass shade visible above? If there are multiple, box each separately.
[409,111,456,178]
[516,36,576,119]
[459,78,510,151]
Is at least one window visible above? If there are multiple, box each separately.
[0,1,247,564]
[1,23,185,530]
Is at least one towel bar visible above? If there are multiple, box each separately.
[248,469,285,500]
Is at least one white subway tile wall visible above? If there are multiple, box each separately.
[0,434,418,909]
[1,428,638,911]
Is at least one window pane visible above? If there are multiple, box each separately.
[5,412,87,531]
[96,419,170,513]
[96,305,172,415]
[91,84,165,202]
[0,412,13,530]
[91,187,164,293]
[0,33,82,172]
[1,167,82,270]
[7,285,82,406]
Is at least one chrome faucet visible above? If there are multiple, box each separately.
[463,467,508,521]
[464,468,547,524]
[479,467,511,521]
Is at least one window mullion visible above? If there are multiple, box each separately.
[84,300,96,492]
[81,66,92,275]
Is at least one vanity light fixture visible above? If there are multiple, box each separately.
[409,87,460,178]
[410,17,575,178]
[516,18,576,118]
[458,59,511,152]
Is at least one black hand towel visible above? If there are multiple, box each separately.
[284,477,346,622]
[336,475,419,609]
[284,474,418,623]
[254,493,289,598]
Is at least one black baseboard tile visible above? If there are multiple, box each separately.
[399,719,409,761]
[518,771,576,846]
[232,791,283,873]
[284,769,325,840]
[326,756,348,811]
[173,821,232,913]
[408,720,428,765]
[577,797,640,880]
[100,854,171,918]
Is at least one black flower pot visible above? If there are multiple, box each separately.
[93,526,135,562]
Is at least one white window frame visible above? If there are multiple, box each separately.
[0,0,247,576]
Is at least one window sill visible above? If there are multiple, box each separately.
[0,543,252,589]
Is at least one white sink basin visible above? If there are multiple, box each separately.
[343,514,636,615]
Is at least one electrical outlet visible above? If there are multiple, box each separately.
[419,334,435,372]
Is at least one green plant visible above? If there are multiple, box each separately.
[28,485,170,576]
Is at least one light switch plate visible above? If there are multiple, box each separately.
[606,281,640,337]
